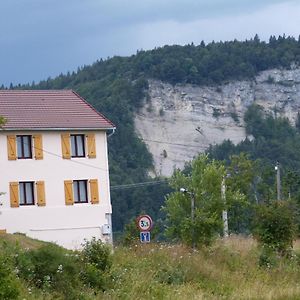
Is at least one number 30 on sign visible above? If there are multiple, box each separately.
[136,214,153,232]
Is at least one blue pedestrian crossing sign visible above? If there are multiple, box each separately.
[140,231,151,243]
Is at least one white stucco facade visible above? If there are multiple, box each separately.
[0,130,113,249]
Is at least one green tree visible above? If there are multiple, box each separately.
[164,154,246,247]
[254,201,297,258]
[0,116,6,127]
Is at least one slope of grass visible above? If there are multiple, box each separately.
[1,233,300,299]
[106,238,300,300]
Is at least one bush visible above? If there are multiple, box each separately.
[253,201,297,257]
[0,255,21,299]
[122,219,140,246]
[16,244,82,299]
[80,238,112,290]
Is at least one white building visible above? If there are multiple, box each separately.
[0,90,115,249]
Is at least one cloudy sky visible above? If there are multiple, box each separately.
[1,0,300,86]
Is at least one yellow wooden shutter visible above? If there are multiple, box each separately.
[61,134,71,159]
[36,181,46,206]
[9,182,19,207]
[87,133,96,158]
[7,135,17,160]
[64,180,74,205]
[33,134,43,160]
[90,179,99,204]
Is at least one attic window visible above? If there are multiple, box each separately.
[71,134,85,157]
[17,135,32,159]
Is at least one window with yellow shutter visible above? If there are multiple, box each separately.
[9,181,46,207]
[65,179,99,205]
[7,135,43,160]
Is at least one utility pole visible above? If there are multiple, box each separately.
[221,177,229,238]
[180,188,195,249]
[275,162,281,201]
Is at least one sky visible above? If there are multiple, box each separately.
[1,0,300,86]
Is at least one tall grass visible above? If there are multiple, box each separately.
[2,234,300,299]
[104,236,300,300]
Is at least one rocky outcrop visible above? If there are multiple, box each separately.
[134,68,300,176]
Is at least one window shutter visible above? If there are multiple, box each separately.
[36,181,46,206]
[61,134,71,159]
[90,179,99,204]
[87,133,96,158]
[9,182,19,207]
[64,180,74,205]
[33,134,43,160]
[7,135,17,160]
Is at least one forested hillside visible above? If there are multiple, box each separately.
[9,35,300,232]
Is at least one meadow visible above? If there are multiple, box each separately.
[1,234,300,299]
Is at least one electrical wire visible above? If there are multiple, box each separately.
[19,139,170,191]
[110,179,169,191]
[141,138,205,149]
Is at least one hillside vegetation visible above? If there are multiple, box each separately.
[3,233,300,300]
[8,35,300,232]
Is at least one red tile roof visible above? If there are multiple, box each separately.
[0,90,115,130]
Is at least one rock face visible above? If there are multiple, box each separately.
[134,68,300,176]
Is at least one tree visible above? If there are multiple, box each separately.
[163,154,246,247]
[0,116,6,127]
[254,200,297,258]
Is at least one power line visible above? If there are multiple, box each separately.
[22,139,170,191]
[110,179,169,191]
[141,138,204,149]
[21,140,109,172]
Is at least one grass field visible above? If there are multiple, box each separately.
[1,234,300,299]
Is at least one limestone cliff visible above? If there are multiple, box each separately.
[134,68,300,176]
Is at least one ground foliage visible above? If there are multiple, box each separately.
[7,35,300,232]
[3,234,300,299]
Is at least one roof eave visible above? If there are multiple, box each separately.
[0,126,116,132]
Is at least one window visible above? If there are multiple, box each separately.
[19,182,34,205]
[73,180,88,203]
[71,134,85,157]
[17,135,32,159]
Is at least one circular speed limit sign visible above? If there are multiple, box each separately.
[136,214,153,232]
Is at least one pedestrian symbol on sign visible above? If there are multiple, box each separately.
[140,231,151,243]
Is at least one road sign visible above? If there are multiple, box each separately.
[140,231,151,243]
[137,214,153,232]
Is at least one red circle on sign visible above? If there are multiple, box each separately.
[136,214,153,232]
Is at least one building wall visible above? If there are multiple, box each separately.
[0,130,113,249]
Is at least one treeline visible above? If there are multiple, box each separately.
[6,35,300,231]
[208,104,300,204]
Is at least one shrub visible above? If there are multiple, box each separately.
[122,219,140,246]
[253,201,297,258]
[230,112,239,123]
[213,108,221,118]
[16,244,82,298]
[0,255,21,299]
[80,238,112,290]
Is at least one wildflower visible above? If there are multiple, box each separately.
[57,264,63,273]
